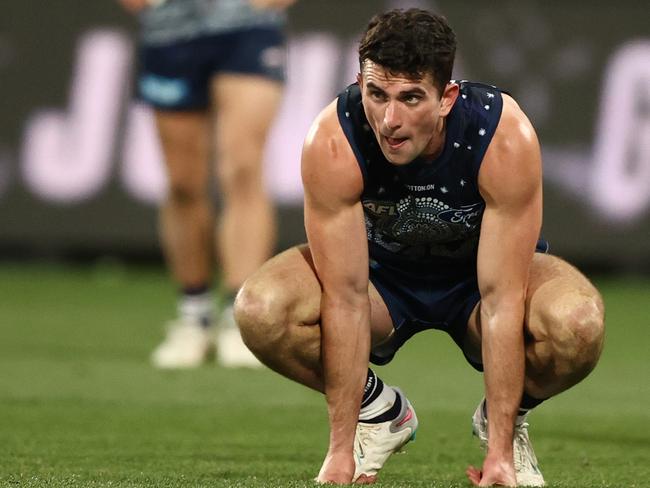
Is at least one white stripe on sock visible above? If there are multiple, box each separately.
[359,385,397,421]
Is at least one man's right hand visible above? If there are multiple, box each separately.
[316,450,355,484]
[316,450,378,485]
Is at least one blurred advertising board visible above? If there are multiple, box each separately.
[1,0,649,269]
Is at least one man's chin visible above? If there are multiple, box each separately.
[378,139,418,165]
[381,148,414,166]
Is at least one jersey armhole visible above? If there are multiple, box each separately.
[336,89,369,186]
[471,92,505,183]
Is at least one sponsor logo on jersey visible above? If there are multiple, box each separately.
[405,183,435,192]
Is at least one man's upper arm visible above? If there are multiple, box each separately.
[477,95,543,303]
[301,102,368,297]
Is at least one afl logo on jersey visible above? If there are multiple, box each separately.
[363,200,397,216]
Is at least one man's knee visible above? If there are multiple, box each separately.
[234,279,289,357]
[166,178,205,206]
[216,144,265,194]
[542,291,605,372]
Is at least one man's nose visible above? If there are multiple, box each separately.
[383,101,402,131]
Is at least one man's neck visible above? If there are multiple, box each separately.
[420,119,447,162]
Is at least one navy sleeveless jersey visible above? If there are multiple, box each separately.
[337,81,509,272]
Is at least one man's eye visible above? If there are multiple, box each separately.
[405,95,421,104]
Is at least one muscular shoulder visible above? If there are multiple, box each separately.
[478,94,542,204]
[301,100,364,206]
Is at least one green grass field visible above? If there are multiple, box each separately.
[0,263,648,487]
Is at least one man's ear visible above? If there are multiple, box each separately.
[439,83,459,117]
[356,72,363,87]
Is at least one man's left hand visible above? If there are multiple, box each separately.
[466,453,516,487]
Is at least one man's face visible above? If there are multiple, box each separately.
[358,60,457,165]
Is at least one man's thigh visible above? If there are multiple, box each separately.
[207,27,286,168]
[244,244,394,346]
[210,73,283,165]
[154,111,210,185]
[463,253,601,364]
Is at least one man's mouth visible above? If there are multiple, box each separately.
[384,136,408,149]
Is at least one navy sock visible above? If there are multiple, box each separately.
[181,284,210,296]
[361,369,383,407]
[483,392,547,418]
[359,369,402,423]
[178,285,213,328]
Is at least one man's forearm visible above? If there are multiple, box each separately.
[320,292,371,453]
[481,305,526,456]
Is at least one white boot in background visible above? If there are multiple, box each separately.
[151,317,215,369]
[151,291,215,369]
[216,304,262,368]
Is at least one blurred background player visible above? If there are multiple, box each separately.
[118,0,297,368]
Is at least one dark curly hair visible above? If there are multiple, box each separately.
[359,9,457,93]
